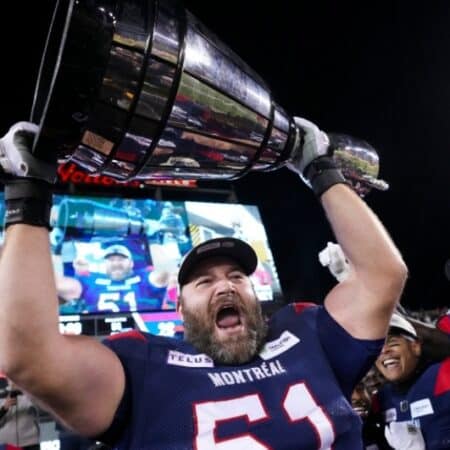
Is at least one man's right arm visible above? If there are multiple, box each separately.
[0,123,126,437]
[0,226,125,437]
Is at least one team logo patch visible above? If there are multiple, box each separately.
[259,331,300,360]
[167,350,214,368]
[410,398,434,418]
[384,408,397,422]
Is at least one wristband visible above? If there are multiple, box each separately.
[4,179,53,230]
[304,156,347,197]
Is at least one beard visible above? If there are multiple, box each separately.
[181,295,268,365]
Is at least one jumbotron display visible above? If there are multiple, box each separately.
[0,193,282,337]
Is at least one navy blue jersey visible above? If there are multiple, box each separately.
[376,358,450,449]
[100,303,383,449]
[79,268,166,313]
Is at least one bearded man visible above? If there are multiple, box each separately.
[0,117,407,449]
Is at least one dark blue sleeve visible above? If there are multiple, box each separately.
[94,380,132,446]
[94,331,148,446]
[317,307,384,398]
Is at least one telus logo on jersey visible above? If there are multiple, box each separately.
[167,350,214,368]
[259,330,300,360]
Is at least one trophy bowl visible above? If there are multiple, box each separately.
[31,0,387,196]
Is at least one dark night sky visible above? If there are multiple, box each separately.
[1,1,449,310]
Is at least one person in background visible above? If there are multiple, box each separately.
[0,379,40,450]
[351,381,390,450]
[0,117,407,448]
[374,313,450,449]
[320,241,450,449]
[363,366,386,395]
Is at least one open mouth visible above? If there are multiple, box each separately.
[382,358,400,369]
[215,305,242,330]
[352,405,368,416]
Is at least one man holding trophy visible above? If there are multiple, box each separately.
[0,115,407,449]
[0,1,407,448]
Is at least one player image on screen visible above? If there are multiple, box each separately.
[57,240,175,314]
[46,195,191,315]
[0,193,284,317]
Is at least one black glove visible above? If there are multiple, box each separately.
[286,117,347,197]
[0,122,57,230]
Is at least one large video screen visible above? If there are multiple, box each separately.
[0,193,282,318]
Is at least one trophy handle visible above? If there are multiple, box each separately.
[327,133,389,197]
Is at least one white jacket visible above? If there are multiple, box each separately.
[0,394,40,446]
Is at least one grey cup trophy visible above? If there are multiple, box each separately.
[31,0,387,196]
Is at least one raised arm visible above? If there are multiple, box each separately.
[288,118,407,339]
[0,123,125,436]
[320,184,407,338]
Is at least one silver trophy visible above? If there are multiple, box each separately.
[30,0,388,196]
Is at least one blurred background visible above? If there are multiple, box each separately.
[0,0,448,311]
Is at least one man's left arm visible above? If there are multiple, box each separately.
[288,118,407,339]
[321,184,407,339]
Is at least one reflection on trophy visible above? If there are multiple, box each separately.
[31,0,388,196]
